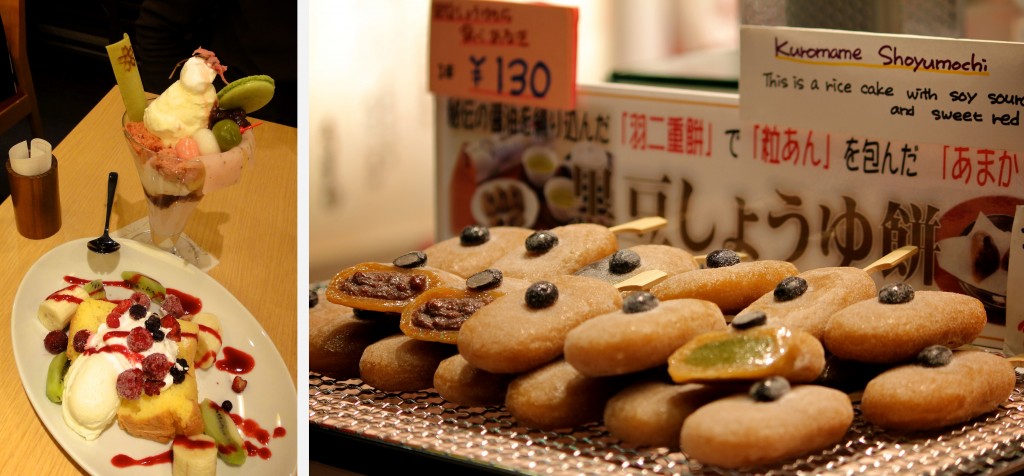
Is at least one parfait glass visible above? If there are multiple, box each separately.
[121,109,255,265]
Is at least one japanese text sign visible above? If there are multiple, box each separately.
[740,26,1024,152]
[429,0,579,109]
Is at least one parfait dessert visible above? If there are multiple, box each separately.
[112,36,273,260]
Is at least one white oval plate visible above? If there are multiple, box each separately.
[11,239,296,476]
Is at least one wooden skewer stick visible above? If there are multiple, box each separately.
[862,245,919,274]
[615,270,669,293]
[693,251,751,266]
[608,216,667,235]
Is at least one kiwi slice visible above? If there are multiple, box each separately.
[199,398,247,466]
[83,279,106,300]
[217,75,275,114]
[45,352,70,404]
[121,271,167,303]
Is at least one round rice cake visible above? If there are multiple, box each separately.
[490,223,618,281]
[564,297,726,377]
[424,226,534,278]
[680,384,853,469]
[650,260,798,314]
[604,379,730,449]
[309,290,397,379]
[358,334,456,392]
[823,290,986,364]
[860,350,1015,431]
[505,359,621,430]
[742,266,876,339]
[458,275,622,374]
[433,354,514,407]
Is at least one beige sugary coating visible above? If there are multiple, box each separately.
[574,244,700,284]
[564,298,727,377]
[424,226,534,278]
[433,354,515,407]
[505,359,621,430]
[650,260,799,314]
[358,334,457,392]
[309,292,398,379]
[490,223,618,281]
[458,275,623,374]
[743,267,877,339]
[604,380,730,449]
[861,350,1015,431]
[823,290,986,363]
[681,385,853,469]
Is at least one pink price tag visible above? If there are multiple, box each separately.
[429,0,579,109]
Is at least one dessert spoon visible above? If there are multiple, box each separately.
[88,172,121,254]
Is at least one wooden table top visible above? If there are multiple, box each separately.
[0,86,297,474]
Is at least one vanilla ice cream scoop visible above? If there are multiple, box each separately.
[143,56,218,147]
[61,353,130,440]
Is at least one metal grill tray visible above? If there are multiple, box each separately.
[310,371,1024,475]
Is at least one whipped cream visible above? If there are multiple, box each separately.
[143,56,218,147]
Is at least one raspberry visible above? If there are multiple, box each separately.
[161,294,185,318]
[43,330,68,355]
[143,379,164,397]
[161,316,181,341]
[127,327,154,352]
[72,329,90,353]
[129,291,151,308]
[142,353,171,380]
[116,368,144,399]
[128,304,147,320]
[111,299,132,315]
[106,314,121,329]
[231,376,248,393]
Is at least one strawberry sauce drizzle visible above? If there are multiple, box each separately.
[110,450,172,467]
[215,346,255,374]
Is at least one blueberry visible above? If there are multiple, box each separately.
[749,376,791,402]
[917,345,952,367]
[773,276,808,302]
[145,315,161,333]
[608,249,642,274]
[732,311,767,330]
[128,304,147,320]
[309,290,319,308]
[878,282,914,304]
[393,251,427,268]
[467,268,503,291]
[176,358,190,373]
[525,231,558,254]
[169,365,185,384]
[460,225,491,246]
[151,329,165,342]
[705,249,740,268]
[525,281,559,309]
[622,291,658,313]
[222,400,234,413]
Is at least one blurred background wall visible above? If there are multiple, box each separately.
[307,0,1024,283]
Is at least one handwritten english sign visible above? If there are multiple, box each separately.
[429,0,579,110]
[740,26,1024,152]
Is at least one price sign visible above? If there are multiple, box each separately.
[429,0,579,109]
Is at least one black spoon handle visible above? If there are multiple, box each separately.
[104,172,118,233]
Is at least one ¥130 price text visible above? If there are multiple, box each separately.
[458,55,551,99]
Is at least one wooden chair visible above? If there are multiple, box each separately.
[0,0,43,138]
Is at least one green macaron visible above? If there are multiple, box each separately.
[217,74,275,113]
